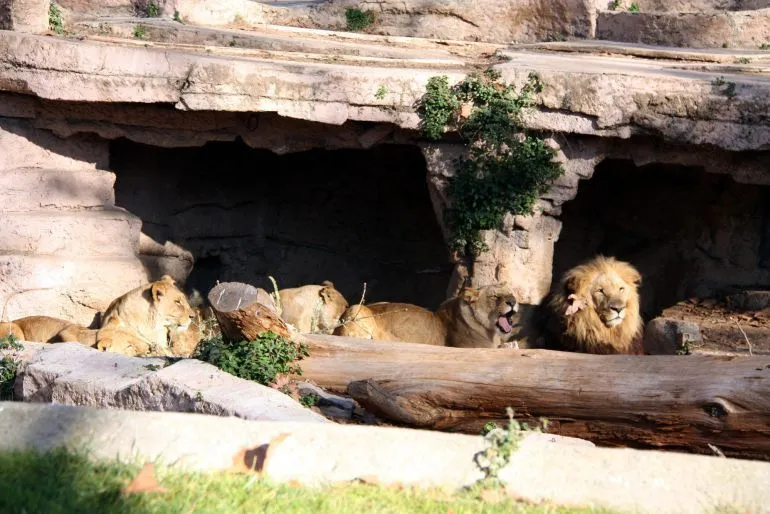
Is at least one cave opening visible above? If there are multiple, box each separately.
[553,158,770,320]
[109,138,452,309]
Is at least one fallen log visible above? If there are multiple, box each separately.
[298,334,770,460]
[208,282,289,341]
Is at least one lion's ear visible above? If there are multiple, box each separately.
[159,274,176,286]
[629,269,642,287]
[321,280,335,288]
[152,281,169,303]
[563,274,579,295]
[319,284,335,304]
[461,287,480,304]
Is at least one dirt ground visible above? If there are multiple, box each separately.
[661,298,770,356]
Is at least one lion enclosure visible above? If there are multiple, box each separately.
[3,42,770,463]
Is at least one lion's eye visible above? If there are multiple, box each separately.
[597,288,604,295]
[620,287,625,292]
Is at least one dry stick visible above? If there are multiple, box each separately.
[268,275,281,314]
[735,320,754,356]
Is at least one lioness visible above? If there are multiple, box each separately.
[541,255,643,354]
[278,281,349,334]
[11,316,97,345]
[100,274,198,357]
[0,321,23,341]
[334,284,520,348]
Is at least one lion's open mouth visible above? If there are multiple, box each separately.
[497,310,515,334]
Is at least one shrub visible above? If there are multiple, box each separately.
[417,69,564,255]
[345,8,375,31]
[194,332,309,386]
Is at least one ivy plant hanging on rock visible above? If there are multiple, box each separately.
[417,69,564,256]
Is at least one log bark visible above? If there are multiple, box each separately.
[208,282,289,341]
[299,334,770,460]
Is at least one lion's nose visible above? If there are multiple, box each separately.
[610,305,625,314]
[506,300,519,313]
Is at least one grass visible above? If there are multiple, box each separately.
[0,448,610,514]
[133,24,147,39]
[345,8,376,31]
[49,2,64,35]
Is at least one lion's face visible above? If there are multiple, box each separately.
[151,275,196,331]
[589,272,635,328]
[460,283,520,339]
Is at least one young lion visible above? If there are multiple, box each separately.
[334,284,520,348]
[99,275,198,357]
[541,255,644,354]
[278,281,349,334]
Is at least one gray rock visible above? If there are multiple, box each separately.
[14,343,327,423]
[727,290,770,312]
[644,317,702,355]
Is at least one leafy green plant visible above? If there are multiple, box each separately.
[133,24,147,39]
[711,76,737,98]
[300,393,319,408]
[0,334,22,401]
[628,2,640,13]
[473,407,548,489]
[48,2,64,35]
[375,84,388,100]
[418,69,564,255]
[194,332,309,386]
[145,0,159,17]
[608,0,622,10]
[760,43,770,50]
[173,10,183,23]
[345,8,375,31]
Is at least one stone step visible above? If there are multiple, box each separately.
[0,167,116,211]
[0,254,148,325]
[596,9,770,49]
[0,208,141,257]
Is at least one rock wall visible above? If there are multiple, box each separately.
[0,117,148,326]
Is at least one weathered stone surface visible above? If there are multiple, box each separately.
[644,317,703,355]
[2,401,769,514]
[14,343,329,423]
[0,254,148,325]
[597,9,770,49]
[0,167,115,210]
[297,380,356,419]
[0,209,140,257]
[0,118,109,171]
[0,0,49,33]
[726,290,770,311]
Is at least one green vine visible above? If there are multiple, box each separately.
[418,69,564,255]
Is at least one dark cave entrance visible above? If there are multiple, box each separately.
[553,159,770,320]
[109,138,452,310]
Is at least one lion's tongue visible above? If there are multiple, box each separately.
[497,315,513,333]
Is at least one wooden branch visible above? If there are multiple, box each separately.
[208,282,289,341]
[299,334,770,460]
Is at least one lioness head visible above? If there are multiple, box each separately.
[151,275,196,331]
[315,281,349,333]
[459,283,520,340]
[563,256,641,329]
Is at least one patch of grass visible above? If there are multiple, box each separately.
[0,334,21,401]
[0,448,607,514]
[133,24,147,39]
[194,332,309,386]
[48,2,64,35]
[299,392,319,408]
[735,57,751,64]
[628,2,640,13]
[345,8,376,32]
[417,69,564,255]
[173,10,183,23]
[143,364,161,371]
[145,0,159,17]
[375,84,388,100]
[760,43,770,50]
[711,76,737,98]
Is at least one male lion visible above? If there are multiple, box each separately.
[334,284,520,348]
[99,274,198,357]
[278,281,349,334]
[541,255,643,354]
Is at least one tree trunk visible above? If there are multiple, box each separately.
[299,334,770,460]
[208,282,289,341]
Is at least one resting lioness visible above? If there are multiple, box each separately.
[11,316,97,345]
[278,281,349,334]
[334,284,520,348]
[99,274,197,357]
